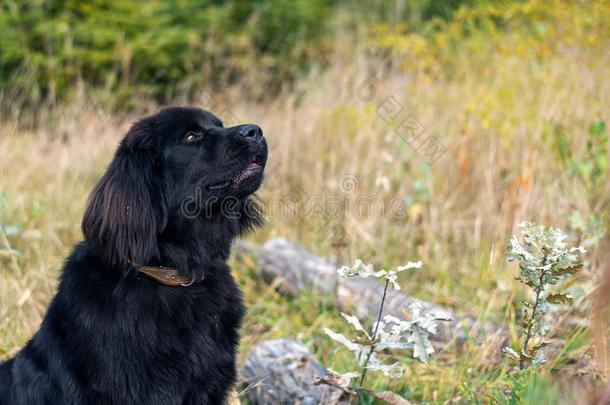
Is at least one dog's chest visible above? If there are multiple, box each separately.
[150,278,244,382]
[75,271,245,402]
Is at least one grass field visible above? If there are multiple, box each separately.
[1,1,609,403]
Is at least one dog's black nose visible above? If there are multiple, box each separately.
[238,124,262,139]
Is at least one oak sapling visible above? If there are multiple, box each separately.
[504,221,586,369]
[318,260,450,403]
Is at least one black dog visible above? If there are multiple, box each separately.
[0,107,267,404]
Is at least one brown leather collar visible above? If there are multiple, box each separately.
[135,265,200,287]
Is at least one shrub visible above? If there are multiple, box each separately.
[319,259,450,403]
[0,0,332,106]
[503,221,586,369]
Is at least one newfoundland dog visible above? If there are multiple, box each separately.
[0,106,267,404]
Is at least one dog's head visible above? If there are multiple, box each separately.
[82,106,267,267]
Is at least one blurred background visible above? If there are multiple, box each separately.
[0,0,609,402]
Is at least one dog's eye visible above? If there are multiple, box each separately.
[184,131,202,144]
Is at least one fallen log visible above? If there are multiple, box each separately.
[256,238,338,297]
[241,339,347,405]
[337,278,505,348]
[337,277,455,341]
[254,238,506,348]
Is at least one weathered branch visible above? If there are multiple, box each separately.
[254,238,506,348]
[256,238,339,297]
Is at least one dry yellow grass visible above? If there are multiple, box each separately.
[1,25,609,400]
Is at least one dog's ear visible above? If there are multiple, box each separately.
[82,124,167,266]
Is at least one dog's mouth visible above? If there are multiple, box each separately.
[233,155,263,185]
[206,155,264,191]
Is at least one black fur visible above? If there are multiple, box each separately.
[0,106,267,404]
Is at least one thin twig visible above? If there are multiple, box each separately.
[314,375,358,396]
[317,376,414,405]
[357,278,390,390]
